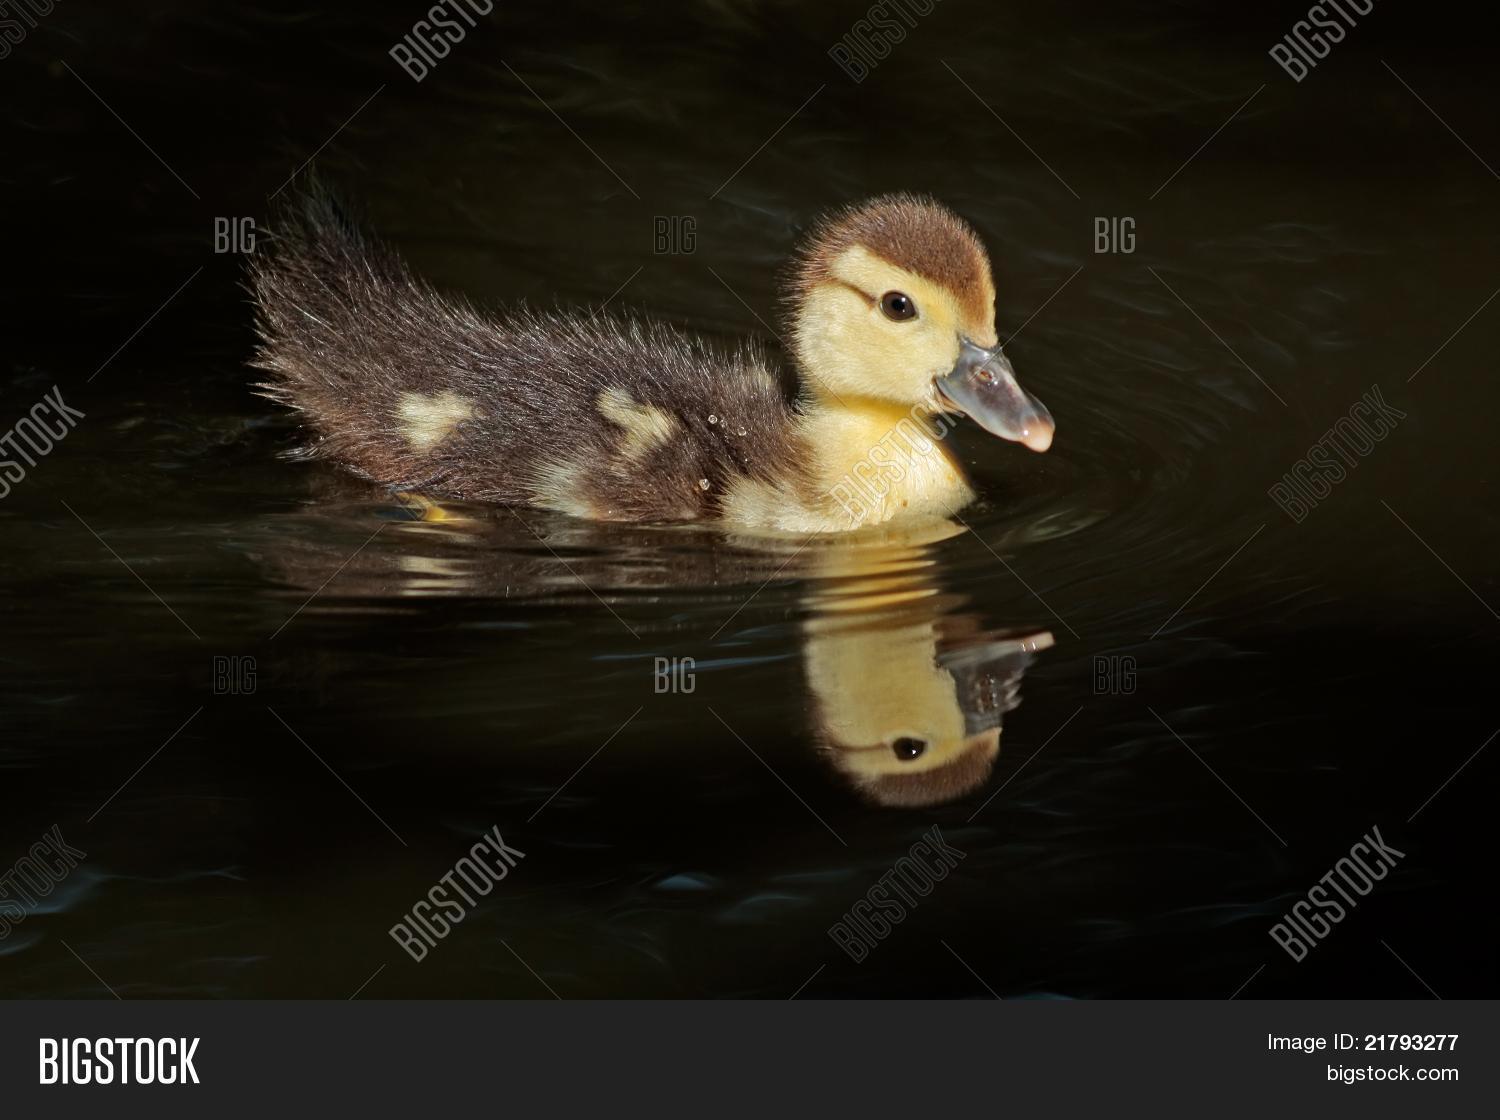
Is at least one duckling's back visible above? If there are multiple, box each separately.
[250,188,812,522]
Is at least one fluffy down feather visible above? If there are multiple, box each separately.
[249,187,813,521]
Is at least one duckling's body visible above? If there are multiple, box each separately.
[251,190,1051,532]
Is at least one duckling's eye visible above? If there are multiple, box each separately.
[891,737,928,761]
[879,291,917,322]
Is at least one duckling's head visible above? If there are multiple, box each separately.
[788,194,1053,451]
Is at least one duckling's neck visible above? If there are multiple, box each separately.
[790,393,974,531]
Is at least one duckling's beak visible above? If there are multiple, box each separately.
[939,630,1055,734]
[935,339,1054,452]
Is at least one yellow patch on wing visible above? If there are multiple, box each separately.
[597,387,676,461]
[529,457,596,519]
[397,391,474,451]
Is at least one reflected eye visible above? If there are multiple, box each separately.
[891,737,928,761]
[880,291,917,322]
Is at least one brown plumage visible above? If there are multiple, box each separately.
[787,193,994,327]
[249,186,813,522]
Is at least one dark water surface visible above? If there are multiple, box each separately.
[2,2,1496,997]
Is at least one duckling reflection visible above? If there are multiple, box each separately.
[257,488,1052,808]
[797,523,1052,808]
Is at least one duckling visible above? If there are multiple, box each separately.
[250,188,1053,533]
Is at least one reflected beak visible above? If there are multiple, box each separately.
[934,338,1054,452]
[939,630,1056,735]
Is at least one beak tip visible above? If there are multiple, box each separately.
[1020,424,1054,453]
